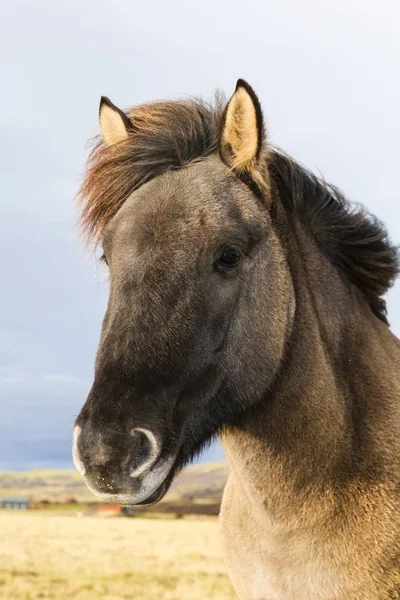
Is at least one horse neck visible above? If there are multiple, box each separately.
[221,219,400,516]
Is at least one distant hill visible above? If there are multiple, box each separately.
[0,461,229,508]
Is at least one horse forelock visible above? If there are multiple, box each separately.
[77,94,226,245]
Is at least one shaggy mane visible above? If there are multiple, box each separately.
[269,152,399,322]
[78,96,399,323]
[78,96,225,243]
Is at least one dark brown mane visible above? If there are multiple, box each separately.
[78,96,225,243]
[78,96,399,322]
[269,151,399,322]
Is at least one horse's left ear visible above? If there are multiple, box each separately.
[219,79,268,192]
[99,96,133,146]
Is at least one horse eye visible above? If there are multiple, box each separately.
[216,248,241,269]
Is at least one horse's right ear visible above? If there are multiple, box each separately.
[99,97,133,146]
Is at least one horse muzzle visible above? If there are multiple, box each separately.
[72,424,175,505]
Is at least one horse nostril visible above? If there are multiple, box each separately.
[129,428,160,478]
[130,430,149,471]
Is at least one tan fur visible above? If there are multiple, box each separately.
[220,85,270,196]
[220,477,399,599]
[99,103,129,146]
[222,87,259,172]
[219,245,400,599]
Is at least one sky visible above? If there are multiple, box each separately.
[0,0,399,469]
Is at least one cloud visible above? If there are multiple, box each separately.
[0,365,86,391]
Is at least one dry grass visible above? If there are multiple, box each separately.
[0,511,236,600]
[0,461,228,504]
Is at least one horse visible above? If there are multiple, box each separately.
[73,80,400,599]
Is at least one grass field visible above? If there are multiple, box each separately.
[0,511,236,600]
[0,462,228,504]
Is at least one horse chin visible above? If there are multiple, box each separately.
[133,478,170,506]
[130,456,179,506]
[132,447,191,506]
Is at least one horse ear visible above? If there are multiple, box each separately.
[220,79,267,190]
[99,96,133,146]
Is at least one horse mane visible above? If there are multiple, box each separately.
[269,151,399,323]
[78,96,399,323]
[78,95,226,244]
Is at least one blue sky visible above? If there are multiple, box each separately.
[1,0,399,469]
